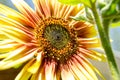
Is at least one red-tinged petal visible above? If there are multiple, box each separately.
[33,0,51,18]
[2,46,28,61]
[0,25,33,44]
[68,60,88,80]
[0,16,34,36]
[74,54,105,80]
[73,55,98,80]
[70,56,95,80]
[11,0,40,26]
[45,61,56,80]
[0,3,35,27]
[72,21,97,38]
[61,65,75,80]
[0,39,20,53]
[78,47,106,61]
[49,0,62,17]
[77,38,101,48]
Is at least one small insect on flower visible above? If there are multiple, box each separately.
[0,0,106,80]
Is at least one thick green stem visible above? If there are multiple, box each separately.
[102,19,111,36]
[91,2,120,80]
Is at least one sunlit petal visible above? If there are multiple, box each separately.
[11,0,39,26]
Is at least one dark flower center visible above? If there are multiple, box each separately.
[35,17,77,63]
[44,24,70,49]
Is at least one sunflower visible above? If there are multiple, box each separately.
[0,0,106,80]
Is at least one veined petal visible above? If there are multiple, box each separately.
[69,61,88,80]
[2,46,27,61]
[0,39,20,53]
[78,47,106,61]
[78,38,101,48]
[33,0,51,18]
[11,0,39,25]
[50,0,62,17]
[61,65,75,80]
[15,59,35,80]
[73,55,98,80]
[45,61,56,80]
[0,48,37,70]
[28,51,43,73]
[0,3,34,27]
[70,5,84,17]
[0,16,34,36]
[70,56,95,80]
[75,54,105,80]
[72,21,97,38]
[0,33,8,40]
[0,25,33,44]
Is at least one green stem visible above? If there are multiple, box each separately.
[90,2,120,80]
[102,19,111,36]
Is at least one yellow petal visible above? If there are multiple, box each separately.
[78,38,101,48]
[0,39,20,53]
[0,15,34,38]
[0,25,33,44]
[0,49,37,70]
[0,53,10,59]
[73,21,97,38]
[11,0,39,25]
[0,3,34,27]
[15,59,35,80]
[2,46,27,61]
[28,52,43,73]
[0,33,8,40]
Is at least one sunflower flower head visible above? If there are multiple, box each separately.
[0,0,106,80]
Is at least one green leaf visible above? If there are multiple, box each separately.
[101,0,120,17]
[58,0,96,8]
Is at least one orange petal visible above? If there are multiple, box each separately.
[72,21,97,38]
[11,0,39,26]
[0,25,33,44]
[0,16,34,37]
[77,38,101,48]
[0,3,34,27]
[0,39,20,53]
[34,0,51,18]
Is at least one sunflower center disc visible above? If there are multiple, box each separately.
[35,17,77,63]
[44,24,70,49]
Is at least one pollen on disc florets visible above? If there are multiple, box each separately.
[35,17,78,63]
